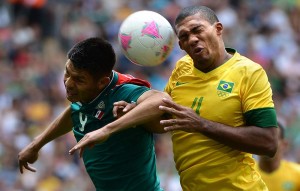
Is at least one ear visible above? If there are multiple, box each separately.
[215,22,223,35]
[98,76,110,89]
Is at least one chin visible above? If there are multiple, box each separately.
[66,96,78,103]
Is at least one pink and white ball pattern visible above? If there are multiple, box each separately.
[118,10,175,67]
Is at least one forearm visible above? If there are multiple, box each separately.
[200,118,278,157]
[105,90,171,134]
[31,106,73,151]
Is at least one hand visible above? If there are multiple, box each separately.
[159,98,202,132]
[18,144,39,173]
[113,101,137,118]
[69,128,110,157]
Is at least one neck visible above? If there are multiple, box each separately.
[223,49,232,63]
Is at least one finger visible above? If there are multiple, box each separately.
[69,135,90,155]
[19,162,24,174]
[160,119,177,126]
[113,101,128,106]
[159,105,181,116]
[123,101,136,112]
[69,142,84,155]
[20,162,36,173]
[113,105,124,117]
[69,141,83,155]
[164,126,179,131]
[160,119,182,131]
[69,147,76,155]
[24,164,37,172]
[162,98,182,110]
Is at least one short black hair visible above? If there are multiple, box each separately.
[67,37,116,80]
[175,5,219,26]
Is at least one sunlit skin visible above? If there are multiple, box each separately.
[63,59,110,104]
[175,13,232,72]
[259,128,287,173]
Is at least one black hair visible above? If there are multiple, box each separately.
[67,37,116,80]
[175,5,219,26]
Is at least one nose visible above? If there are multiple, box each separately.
[64,76,74,89]
[188,34,198,46]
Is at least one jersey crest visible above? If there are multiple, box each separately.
[217,80,234,98]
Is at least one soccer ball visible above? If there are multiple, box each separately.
[118,10,176,67]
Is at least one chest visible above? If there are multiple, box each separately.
[170,73,244,126]
[71,96,115,134]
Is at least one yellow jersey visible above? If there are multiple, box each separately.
[164,49,277,191]
[257,160,300,191]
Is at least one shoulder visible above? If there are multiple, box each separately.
[112,83,150,101]
[171,54,194,78]
[231,51,265,74]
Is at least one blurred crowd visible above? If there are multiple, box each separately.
[0,0,299,190]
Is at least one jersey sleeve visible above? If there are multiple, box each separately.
[116,84,150,103]
[242,66,277,128]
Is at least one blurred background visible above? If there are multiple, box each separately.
[0,0,299,190]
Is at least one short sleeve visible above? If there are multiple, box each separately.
[242,66,277,127]
[115,84,150,103]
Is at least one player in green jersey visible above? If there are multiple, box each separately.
[257,122,300,191]
[18,37,170,191]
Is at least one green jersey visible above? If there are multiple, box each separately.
[71,71,162,191]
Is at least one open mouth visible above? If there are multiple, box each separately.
[194,47,203,54]
[67,90,77,97]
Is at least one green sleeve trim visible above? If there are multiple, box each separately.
[244,107,277,128]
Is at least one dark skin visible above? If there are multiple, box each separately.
[157,13,278,157]
[258,129,288,173]
[176,13,231,72]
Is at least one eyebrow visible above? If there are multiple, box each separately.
[179,23,204,34]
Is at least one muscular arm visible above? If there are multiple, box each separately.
[18,106,73,173]
[30,106,73,150]
[107,89,171,134]
[199,119,278,157]
[159,98,278,157]
[69,90,171,155]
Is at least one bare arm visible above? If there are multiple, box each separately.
[18,106,73,173]
[69,90,171,155]
[159,98,278,157]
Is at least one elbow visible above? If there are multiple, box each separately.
[263,128,279,157]
[265,141,278,158]
[158,92,172,104]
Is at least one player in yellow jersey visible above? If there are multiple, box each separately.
[257,122,300,191]
[157,5,279,191]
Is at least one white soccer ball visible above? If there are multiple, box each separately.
[118,10,176,67]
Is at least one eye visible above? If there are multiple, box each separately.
[192,26,203,33]
[179,33,188,41]
[76,78,84,83]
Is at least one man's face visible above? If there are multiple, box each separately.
[63,59,101,103]
[175,13,222,71]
